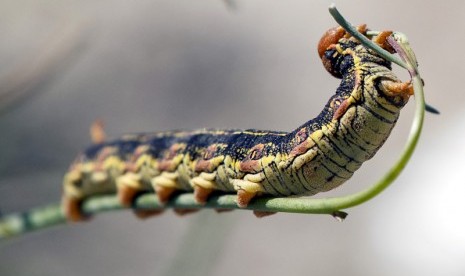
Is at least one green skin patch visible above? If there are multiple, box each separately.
[62,29,410,221]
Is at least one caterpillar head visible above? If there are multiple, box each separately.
[317,26,347,60]
[318,25,396,79]
[318,25,368,78]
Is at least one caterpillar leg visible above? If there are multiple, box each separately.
[151,172,179,204]
[193,185,213,204]
[62,170,89,221]
[62,196,89,222]
[374,31,412,100]
[116,172,164,219]
[233,179,265,208]
[191,172,217,204]
[116,172,143,207]
[154,185,176,204]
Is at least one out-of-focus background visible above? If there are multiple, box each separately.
[0,0,463,275]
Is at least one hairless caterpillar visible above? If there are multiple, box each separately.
[62,25,413,221]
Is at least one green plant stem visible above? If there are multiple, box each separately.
[0,4,425,241]
[0,204,65,239]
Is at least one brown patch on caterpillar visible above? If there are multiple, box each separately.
[332,98,351,120]
[239,160,261,174]
[125,145,150,172]
[294,128,308,144]
[195,144,226,173]
[194,159,215,172]
[94,146,117,171]
[96,147,115,162]
[158,143,186,171]
[239,144,265,173]
[62,196,89,222]
[202,144,220,160]
[289,129,313,157]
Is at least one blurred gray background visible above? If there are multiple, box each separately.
[0,0,464,275]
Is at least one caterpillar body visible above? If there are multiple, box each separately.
[63,26,412,221]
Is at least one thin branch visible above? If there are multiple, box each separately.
[0,4,426,241]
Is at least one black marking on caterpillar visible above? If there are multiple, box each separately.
[62,26,412,221]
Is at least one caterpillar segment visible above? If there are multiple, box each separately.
[62,25,412,221]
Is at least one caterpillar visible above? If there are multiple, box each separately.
[62,25,412,221]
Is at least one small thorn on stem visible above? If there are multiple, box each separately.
[425,104,440,115]
[332,211,348,222]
